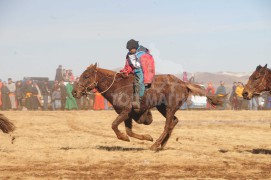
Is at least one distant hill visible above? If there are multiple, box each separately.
[192,72,250,85]
[177,71,250,92]
[189,71,250,92]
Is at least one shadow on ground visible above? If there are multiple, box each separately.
[96,145,145,152]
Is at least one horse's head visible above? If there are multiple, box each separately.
[72,63,98,99]
[242,64,268,100]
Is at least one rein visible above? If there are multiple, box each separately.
[253,69,270,95]
[258,70,268,90]
[80,68,120,95]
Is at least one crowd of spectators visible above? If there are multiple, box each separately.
[183,72,271,110]
[1,68,270,111]
[0,65,112,111]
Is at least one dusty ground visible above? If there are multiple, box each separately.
[0,110,270,179]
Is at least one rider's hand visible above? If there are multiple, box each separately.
[121,72,128,78]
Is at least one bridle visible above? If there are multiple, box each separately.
[78,68,120,95]
[252,69,269,95]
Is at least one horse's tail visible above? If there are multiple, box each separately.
[0,114,16,133]
[186,83,227,106]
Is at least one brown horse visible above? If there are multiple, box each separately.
[0,114,15,134]
[243,64,271,100]
[73,63,223,151]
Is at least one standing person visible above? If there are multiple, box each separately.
[68,70,75,82]
[23,80,33,110]
[189,74,195,83]
[65,81,78,110]
[55,65,64,82]
[235,82,244,110]
[206,82,215,109]
[1,82,11,110]
[229,82,238,110]
[267,94,271,110]
[0,79,2,109]
[248,97,258,110]
[32,82,41,110]
[51,87,61,110]
[88,92,95,110]
[51,80,59,91]
[15,81,24,110]
[74,77,82,110]
[59,80,67,110]
[63,70,69,82]
[215,81,227,110]
[80,96,91,110]
[7,78,16,110]
[93,89,105,110]
[51,80,59,109]
[182,72,188,82]
[258,93,265,110]
[40,80,50,111]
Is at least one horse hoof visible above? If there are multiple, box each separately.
[150,144,159,151]
[144,134,153,142]
[118,133,130,142]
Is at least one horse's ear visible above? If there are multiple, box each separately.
[94,62,98,70]
[256,65,262,71]
[259,64,267,74]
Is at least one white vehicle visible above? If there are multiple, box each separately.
[181,84,207,109]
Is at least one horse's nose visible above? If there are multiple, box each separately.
[242,92,248,98]
[72,90,77,97]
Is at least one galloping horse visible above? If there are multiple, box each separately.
[73,63,223,151]
[0,114,15,134]
[243,64,271,100]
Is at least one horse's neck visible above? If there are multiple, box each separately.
[96,68,115,90]
[96,68,117,102]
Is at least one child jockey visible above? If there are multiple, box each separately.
[121,39,155,109]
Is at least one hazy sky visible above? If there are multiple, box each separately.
[0,0,271,81]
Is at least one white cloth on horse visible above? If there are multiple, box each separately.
[128,54,141,69]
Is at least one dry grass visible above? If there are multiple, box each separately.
[0,110,270,179]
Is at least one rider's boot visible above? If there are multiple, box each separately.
[132,93,141,110]
[132,77,141,110]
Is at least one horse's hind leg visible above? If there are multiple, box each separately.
[125,118,153,142]
[161,116,178,148]
[156,105,179,148]
[150,105,178,151]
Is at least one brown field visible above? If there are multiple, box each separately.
[0,110,271,179]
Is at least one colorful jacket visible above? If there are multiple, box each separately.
[235,86,244,97]
[140,53,155,84]
[120,46,155,84]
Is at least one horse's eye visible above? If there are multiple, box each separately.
[84,75,89,79]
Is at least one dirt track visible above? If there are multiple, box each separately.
[0,110,271,179]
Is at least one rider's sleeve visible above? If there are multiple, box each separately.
[120,58,133,76]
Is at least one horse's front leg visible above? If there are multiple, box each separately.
[112,110,130,142]
[125,118,153,142]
